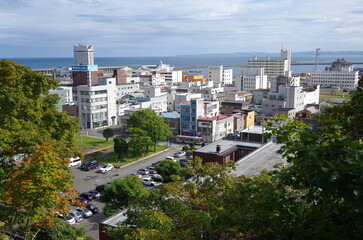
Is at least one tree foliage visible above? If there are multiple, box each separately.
[154,160,187,183]
[36,219,94,240]
[4,143,79,239]
[128,127,152,156]
[0,60,81,239]
[113,135,129,161]
[101,176,149,212]
[127,109,172,151]
[103,128,115,141]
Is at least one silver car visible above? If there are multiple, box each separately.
[76,207,93,218]
[70,209,83,222]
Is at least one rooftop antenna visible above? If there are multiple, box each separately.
[314,48,321,72]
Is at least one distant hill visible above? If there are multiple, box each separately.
[176,51,363,57]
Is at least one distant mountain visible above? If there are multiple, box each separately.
[176,51,363,57]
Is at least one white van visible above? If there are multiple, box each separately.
[68,157,81,167]
[165,156,176,162]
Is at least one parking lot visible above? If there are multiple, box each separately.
[70,143,186,239]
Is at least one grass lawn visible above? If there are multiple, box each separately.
[76,135,114,148]
[91,145,169,167]
[320,89,350,102]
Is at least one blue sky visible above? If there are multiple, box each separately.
[1,0,362,57]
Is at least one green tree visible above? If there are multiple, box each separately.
[154,160,187,183]
[102,128,115,141]
[128,127,152,156]
[127,109,172,151]
[0,60,80,239]
[36,219,94,240]
[5,143,79,240]
[113,135,129,161]
[101,176,149,215]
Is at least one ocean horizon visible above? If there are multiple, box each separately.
[4,53,363,74]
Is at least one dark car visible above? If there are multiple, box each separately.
[95,184,109,193]
[75,196,88,204]
[79,192,95,201]
[86,203,100,214]
[80,161,99,171]
[88,190,101,199]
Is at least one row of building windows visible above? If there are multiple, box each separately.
[81,97,107,103]
[80,90,107,95]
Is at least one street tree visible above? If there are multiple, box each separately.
[128,127,152,156]
[102,128,115,141]
[127,109,172,151]
[154,160,187,183]
[113,136,129,161]
[101,176,149,215]
[5,143,79,240]
[0,60,81,239]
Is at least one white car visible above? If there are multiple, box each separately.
[68,157,81,167]
[174,151,186,158]
[99,164,114,173]
[166,156,176,162]
[141,177,157,186]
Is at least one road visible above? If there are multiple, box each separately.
[71,143,185,239]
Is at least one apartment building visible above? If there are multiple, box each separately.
[247,49,291,80]
[180,98,205,136]
[208,65,233,86]
[197,115,234,143]
[235,67,268,92]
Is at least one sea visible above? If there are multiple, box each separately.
[4,53,363,76]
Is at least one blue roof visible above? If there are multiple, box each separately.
[160,111,180,119]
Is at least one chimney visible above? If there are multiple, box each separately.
[216,145,221,153]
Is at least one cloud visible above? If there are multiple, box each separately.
[0,0,363,57]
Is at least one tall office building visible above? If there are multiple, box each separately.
[247,49,291,81]
[73,44,94,66]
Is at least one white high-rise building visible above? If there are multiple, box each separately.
[236,67,268,92]
[208,65,233,86]
[247,49,291,80]
[74,44,94,66]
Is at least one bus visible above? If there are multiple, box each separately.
[176,135,204,145]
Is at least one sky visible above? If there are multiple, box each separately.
[1,0,362,58]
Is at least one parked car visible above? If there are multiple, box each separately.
[57,213,76,225]
[179,161,189,168]
[95,184,108,193]
[150,174,163,182]
[130,173,143,178]
[99,164,114,173]
[70,209,83,222]
[146,166,157,174]
[86,203,100,214]
[174,151,186,158]
[152,161,161,167]
[68,157,81,167]
[79,192,95,201]
[88,190,101,199]
[137,168,149,175]
[76,207,93,218]
[188,155,193,160]
[80,161,99,171]
[75,196,88,204]
[165,156,176,161]
[142,177,157,186]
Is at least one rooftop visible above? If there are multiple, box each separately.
[195,139,263,155]
[198,114,232,121]
[99,209,128,227]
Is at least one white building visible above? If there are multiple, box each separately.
[49,87,73,112]
[310,59,359,89]
[197,115,234,143]
[161,70,182,85]
[235,67,268,92]
[208,65,233,86]
[115,83,140,99]
[73,44,94,66]
[139,96,168,114]
[247,49,291,80]
[167,92,202,112]
[77,78,117,129]
[140,85,167,99]
[204,101,220,117]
